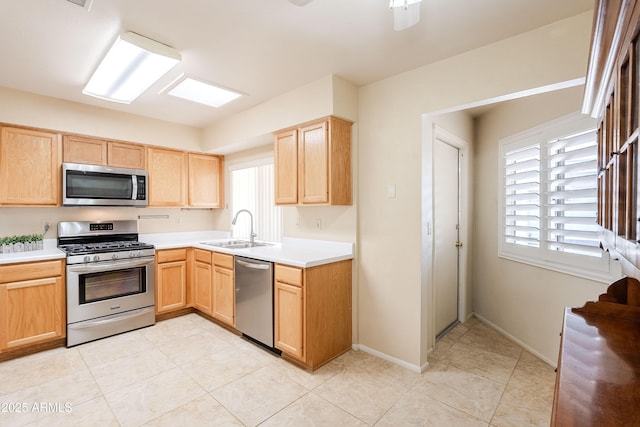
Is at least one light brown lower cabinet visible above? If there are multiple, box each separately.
[275,279,304,359]
[193,249,213,315]
[274,260,352,370]
[155,248,188,314]
[212,252,235,326]
[0,259,65,352]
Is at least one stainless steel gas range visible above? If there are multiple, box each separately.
[58,220,156,347]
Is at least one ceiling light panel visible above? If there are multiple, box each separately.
[167,78,242,108]
[83,32,181,104]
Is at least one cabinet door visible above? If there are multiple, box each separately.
[188,153,223,208]
[0,127,61,206]
[0,276,65,351]
[274,281,304,359]
[274,129,298,205]
[213,267,235,326]
[298,121,328,204]
[193,260,213,315]
[148,147,186,207]
[108,141,146,169]
[156,261,187,313]
[63,135,107,165]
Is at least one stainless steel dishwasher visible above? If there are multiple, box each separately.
[234,256,275,349]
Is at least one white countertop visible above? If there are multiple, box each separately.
[0,233,355,268]
[0,239,65,265]
[141,232,354,268]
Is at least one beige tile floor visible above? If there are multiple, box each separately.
[0,314,556,426]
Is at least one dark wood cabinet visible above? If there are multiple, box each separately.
[552,278,640,426]
[584,0,640,277]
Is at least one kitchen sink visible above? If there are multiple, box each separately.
[200,240,274,249]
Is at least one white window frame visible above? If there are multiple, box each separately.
[498,112,615,283]
[228,157,283,243]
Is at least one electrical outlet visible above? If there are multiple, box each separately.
[315,218,321,229]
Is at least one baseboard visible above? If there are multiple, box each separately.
[351,343,427,373]
[472,312,557,367]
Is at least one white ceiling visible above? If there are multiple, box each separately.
[0,0,593,128]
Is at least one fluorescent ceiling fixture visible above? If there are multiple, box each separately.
[389,0,421,7]
[83,32,181,104]
[167,78,242,108]
[390,0,421,31]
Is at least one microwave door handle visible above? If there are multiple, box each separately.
[67,258,153,274]
[132,175,137,200]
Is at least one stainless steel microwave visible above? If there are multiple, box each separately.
[63,162,148,207]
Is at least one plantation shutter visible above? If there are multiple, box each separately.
[545,129,600,257]
[504,144,541,248]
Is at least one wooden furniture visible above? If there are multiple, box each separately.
[147,147,187,207]
[212,252,235,326]
[155,248,188,314]
[552,277,640,426]
[193,249,213,315]
[188,153,224,208]
[0,126,61,206]
[274,260,352,370]
[63,135,147,169]
[0,259,65,352]
[584,0,640,274]
[274,116,353,206]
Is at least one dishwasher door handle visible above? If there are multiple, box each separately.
[236,259,271,270]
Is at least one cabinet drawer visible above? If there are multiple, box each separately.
[156,248,188,263]
[275,264,303,287]
[213,252,234,269]
[0,259,64,284]
[194,249,212,264]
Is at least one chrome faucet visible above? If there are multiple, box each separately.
[231,209,257,244]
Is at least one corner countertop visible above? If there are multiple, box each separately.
[140,231,354,268]
[0,233,355,268]
[0,239,65,265]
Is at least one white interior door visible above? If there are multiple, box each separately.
[434,138,460,337]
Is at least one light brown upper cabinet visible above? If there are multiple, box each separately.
[108,141,146,169]
[0,126,61,206]
[274,116,352,206]
[63,135,146,169]
[274,129,299,204]
[188,153,224,208]
[147,147,187,207]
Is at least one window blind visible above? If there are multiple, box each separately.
[231,163,282,243]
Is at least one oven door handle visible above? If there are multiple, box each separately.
[67,258,154,273]
[68,307,155,329]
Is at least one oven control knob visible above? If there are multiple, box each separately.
[129,251,135,258]
[112,253,119,260]
[83,255,91,263]
[93,255,100,262]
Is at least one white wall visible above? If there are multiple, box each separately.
[357,11,593,369]
[0,86,202,151]
[472,86,617,364]
[201,75,358,154]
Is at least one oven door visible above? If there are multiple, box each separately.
[66,257,155,324]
